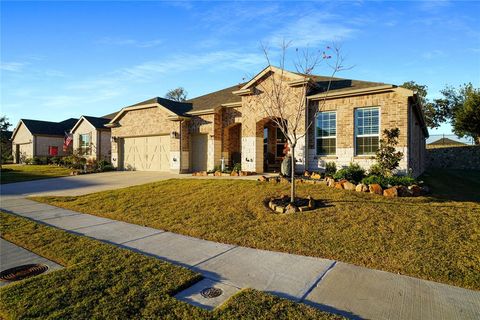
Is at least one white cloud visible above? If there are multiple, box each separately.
[97,37,163,48]
[422,49,447,60]
[268,13,356,48]
[0,62,28,72]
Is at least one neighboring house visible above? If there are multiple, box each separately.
[70,116,112,161]
[427,137,466,148]
[107,66,428,176]
[10,118,78,163]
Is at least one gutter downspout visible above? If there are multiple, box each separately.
[179,120,183,173]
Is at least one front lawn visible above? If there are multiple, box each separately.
[0,164,72,184]
[33,173,480,291]
[419,169,480,202]
[0,212,342,319]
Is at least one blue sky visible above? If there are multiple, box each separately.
[1,1,479,138]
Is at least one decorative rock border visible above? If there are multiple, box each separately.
[267,195,317,213]
[325,177,429,197]
[192,171,256,177]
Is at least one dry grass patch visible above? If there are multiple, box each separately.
[34,176,480,290]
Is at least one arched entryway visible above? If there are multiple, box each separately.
[256,118,288,173]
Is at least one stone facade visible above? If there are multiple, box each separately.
[427,145,480,170]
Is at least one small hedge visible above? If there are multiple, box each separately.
[333,163,366,183]
[361,175,416,189]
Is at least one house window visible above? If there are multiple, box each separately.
[316,111,336,155]
[276,127,287,157]
[48,146,58,156]
[355,107,380,155]
[263,127,268,155]
[79,133,91,155]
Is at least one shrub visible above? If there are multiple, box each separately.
[368,163,384,176]
[361,175,416,188]
[376,128,404,176]
[31,157,42,165]
[97,160,114,172]
[333,163,366,183]
[232,162,241,172]
[62,154,86,169]
[23,158,32,165]
[325,162,337,177]
[50,156,62,165]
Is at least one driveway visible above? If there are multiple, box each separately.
[0,171,183,198]
[0,171,267,199]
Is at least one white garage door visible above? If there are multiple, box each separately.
[121,135,170,171]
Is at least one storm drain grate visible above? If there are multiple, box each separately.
[200,287,223,299]
[0,264,49,282]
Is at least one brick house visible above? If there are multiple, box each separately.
[10,118,78,163]
[107,66,428,176]
[70,116,113,161]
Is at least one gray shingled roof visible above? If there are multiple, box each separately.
[128,97,193,115]
[187,83,245,111]
[119,70,392,117]
[21,118,78,136]
[83,116,111,129]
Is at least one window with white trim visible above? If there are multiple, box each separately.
[316,111,336,155]
[79,133,91,155]
[355,107,380,155]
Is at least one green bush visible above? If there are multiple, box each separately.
[31,157,42,165]
[62,154,86,169]
[333,163,366,183]
[232,162,242,172]
[361,175,416,188]
[50,156,62,165]
[23,158,32,165]
[325,162,337,177]
[368,163,384,176]
[97,160,115,172]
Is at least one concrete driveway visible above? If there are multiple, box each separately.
[0,171,183,198]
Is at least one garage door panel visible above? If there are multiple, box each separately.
[121,135,170,171]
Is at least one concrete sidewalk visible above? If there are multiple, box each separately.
[1,198,479,319]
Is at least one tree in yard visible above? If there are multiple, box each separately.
[165,87,188,102]
[453,87,480,144]
[0,116,12,164]
[401,81,479,143]
[375,128,404,176]
[256,41,347,204]
[401,81,444,129]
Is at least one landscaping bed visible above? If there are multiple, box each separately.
[33,176,480,290]
[0,212,343,319]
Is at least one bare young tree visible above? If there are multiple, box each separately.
[165,87,188,102]
[256,41,347,204]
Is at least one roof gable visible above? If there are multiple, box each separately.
[109,97,193,124]
[238,66,304,91]
[71,116,111,133]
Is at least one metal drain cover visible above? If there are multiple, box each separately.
[0,264,49,282]
[200,287,223,299]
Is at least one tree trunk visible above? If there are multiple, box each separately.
[290,146,295,203]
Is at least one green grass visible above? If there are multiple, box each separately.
[420,169,480,202]
[0,164,72,184]
[33,172,480,291]
[0,213,342,320]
